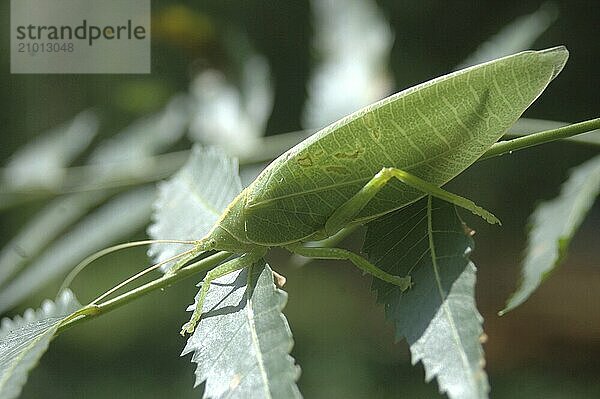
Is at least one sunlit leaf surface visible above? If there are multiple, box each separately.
[148,147,299,396]
[148,146,242,271]
[183,260,300,399]
[0,290,81,399]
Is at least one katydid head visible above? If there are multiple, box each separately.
[197,188,271,253]
[195,228,230,252]
[198,224,268,254]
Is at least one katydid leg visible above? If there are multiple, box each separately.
[180,251,262,335]
[164,248,203,276]
[286,244,412,290]
[165,238,220,275]
[324,167,499,236]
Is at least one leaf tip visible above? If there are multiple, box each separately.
[498,297,519,316]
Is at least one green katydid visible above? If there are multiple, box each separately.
[169,46,569,335]
[64,46,570,335]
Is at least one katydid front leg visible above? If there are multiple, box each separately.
[286,244,412,290]
[324,167,500,236]
[180,251,264,335]
[163,247,203,276]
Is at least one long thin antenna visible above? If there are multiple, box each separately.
[91,248,198,305]
[59,239,197,292]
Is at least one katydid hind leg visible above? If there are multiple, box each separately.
[180,251,261,335]
[286,245,412,290]
[325,167,499,235]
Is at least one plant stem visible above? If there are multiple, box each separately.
[56,251,232,334]
[480,117,600,160]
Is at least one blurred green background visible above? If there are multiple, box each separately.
[1,0,599,398]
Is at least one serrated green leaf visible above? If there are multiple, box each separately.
[182,260,300,399]
[502,154,600,314]
[0,188,154,314]
[0,289,81,399]
[148,147,299,396]
[363,197,488,399]
[456,2,557,69]
[148,146,243,271]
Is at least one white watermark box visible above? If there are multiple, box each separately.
[11,0,150,74]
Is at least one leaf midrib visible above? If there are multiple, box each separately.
[182,171,222,218]
[245,266,272,399]
[426,197,474,393]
